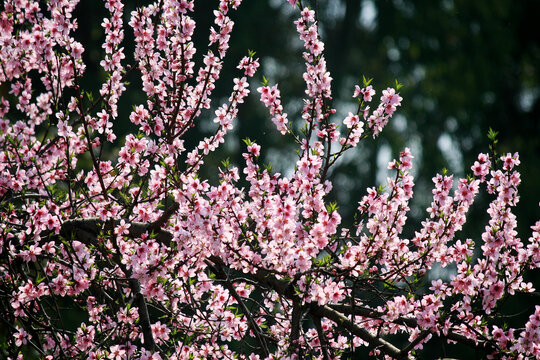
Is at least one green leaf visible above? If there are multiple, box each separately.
[362,75,373,87]
[394,79,404,91]
[261,75,269,87]
[263,162,273,172]
[326,201,339,213]
[487,127,499,141]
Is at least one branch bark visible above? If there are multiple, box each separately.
[248,266,412,359]
[62,218,173,245]
[129,279,156,351]
[208,259,271,357]
[61,218,162,351]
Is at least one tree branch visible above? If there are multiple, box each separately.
[312,311,331,360]
[326,304,495,353]
[61,218,173,246]
[248,266,410,359]
[313,305,411,360]
[289,299,303,356]
[129,279,156,351]
[60,219,161,351]
[208,259,271,357]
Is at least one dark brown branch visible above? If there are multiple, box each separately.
[61,218,173,246]
[312,312,330,360]
[327,304,416,327]
[129,279,156,351]
[248,266,410,359]
[146,202,179,234]
[400,329,430,355]
[2,193,49,202]
[326,304,494,353]
[60,219,162,352]
[289,300,303,356]
[313,305,411,360]
[208,259,270,357]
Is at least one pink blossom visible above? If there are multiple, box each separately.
[14,326,31,347]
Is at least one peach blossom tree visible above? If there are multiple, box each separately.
[0,0,539,359]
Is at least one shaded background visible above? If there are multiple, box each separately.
[71,0,540,357]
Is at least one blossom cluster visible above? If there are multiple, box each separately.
[0,1,538,360]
